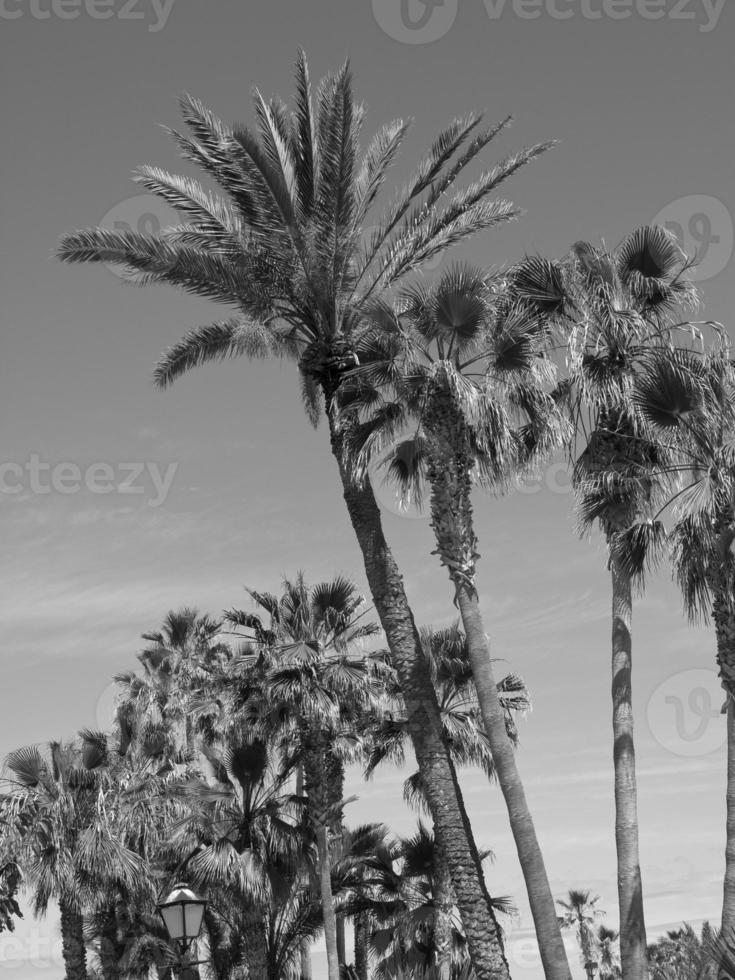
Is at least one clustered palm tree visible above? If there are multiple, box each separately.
[0,583,526,980]
[0,48,727,980]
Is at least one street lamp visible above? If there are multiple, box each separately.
[158,883,206,977]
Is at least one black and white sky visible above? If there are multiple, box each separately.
[1,1,733,976]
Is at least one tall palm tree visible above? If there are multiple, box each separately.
[164,735,305,979]
[344,264,570,979]
[557,890,605,980]
[115,608,227,768]
[633,345,735,937]
[511,226,700,980]
[224,573,386,980]
[366,622,530,980]
[58,55,554,980]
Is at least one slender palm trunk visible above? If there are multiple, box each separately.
[578,920,597,980]
[456,583,572,980]
[433,838,455,980]
[98,908,121,980]
[241,913,269,980]
[724,702,735,939]
[354,912,370,980]
[336,915,347,966]
[316,823,342,980]
[710,582,735,938]
[328,414,510,980]
[59,902,88,980]
[296,764,314,980]
[423,411,571,980]
[304,738,342,980]
[610,556,647,980]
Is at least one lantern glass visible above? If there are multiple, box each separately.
[159,884,205,945]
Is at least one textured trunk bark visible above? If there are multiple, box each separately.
[433,838,455,980]
[354,912,370,980]
[578,920,597,980]
[336,914,347,967]
[59,902,88,980]
[98,908,121,980]
[610,557,648,980]
[242,914,269,980]
[327,417,510,980]
[421,399,571,980]
[304,737,341,980]
[316,823,342,980]
[711,580,735,939]
[455,583,572,980]
[296,764,315,980]
[724,702,735,940]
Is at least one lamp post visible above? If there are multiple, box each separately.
[158,883,206,980]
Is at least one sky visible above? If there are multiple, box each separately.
[1,0,734,977]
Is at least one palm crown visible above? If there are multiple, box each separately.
[57,53,553,423]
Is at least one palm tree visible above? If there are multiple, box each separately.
[557,890,605,980]
[0,736,144,980]
[0,861,22,934]
[511,226,700,980]
[343,263,570,979]
[164,735,305,979]
[57,55,555,980]
[365,622,531,980]
[369,823,516,980]
[633,346,735,937]
[115,608,227,768]
[596,926,622,980]
[648,923,719,980]
[224,573,386,980]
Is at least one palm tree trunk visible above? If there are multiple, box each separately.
[59,902,88,980]
[710,580,735,938]
[98,908,121,980]
[354,912,370,980]
[433,839,455,980]
[610,556,648,980]
[578,920,597,980]
[724,702,735,941]
[455,581,572,980]
[241,914,269,980]
[296,765,314,980]
[336,914,347,966]
[328,416,511,980]
[304,738,342,980]
[316,823,342,980]
[423,423,571,980]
